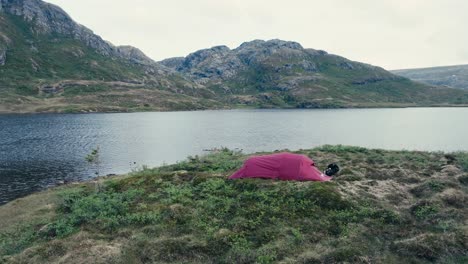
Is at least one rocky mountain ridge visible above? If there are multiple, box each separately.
[0,0,159,66]
[393,64,468,90]
[1,0,468,113]
[160,39,467,108]
[160,40,328,83]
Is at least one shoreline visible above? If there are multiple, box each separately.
[1,103,468,115]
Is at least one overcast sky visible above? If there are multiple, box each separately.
[46,0,468,70]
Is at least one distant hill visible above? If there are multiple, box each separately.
[0,0,219,113]
[0,0,467,113]
[392,65,468,91]
[161,40,468,108]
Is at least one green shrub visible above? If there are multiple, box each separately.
[15,85,37,96]
[122,235,210,263]
[48,188,145,237]
[3,148,468,262]
[315,145,369,154]
[168,148,244,173]
[410,180,447,197]
[411,201,439,220]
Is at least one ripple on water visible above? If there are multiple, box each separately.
[1,108,468,204]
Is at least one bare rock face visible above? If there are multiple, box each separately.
[159,57,185,69]
[180,45,231,70]
[0,0,156,65]
[161,39,324,84]
[176,45,243,82]
[1,0,115,55]
[0,47,5,66]
[117,46,155,66]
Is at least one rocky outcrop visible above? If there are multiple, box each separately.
[0,0,157,65]
[0,0,205,98]
[180,45,231,70]
[1,0,115,55]
[159,57,185,69]
[0,47,5,66]
[157,38,432,106]
[161,39,342,84]
[117,46,155,66]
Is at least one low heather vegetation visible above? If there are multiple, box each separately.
[0,146,467,263]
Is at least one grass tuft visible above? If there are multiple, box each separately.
[1,147,467,263]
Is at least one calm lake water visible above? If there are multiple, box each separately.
[1,108,468,204]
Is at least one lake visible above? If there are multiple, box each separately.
[1,108,468,204]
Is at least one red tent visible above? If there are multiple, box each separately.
[229,152,332,182]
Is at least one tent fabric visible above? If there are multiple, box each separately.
[229,152,332,182]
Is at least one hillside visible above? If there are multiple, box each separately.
[0,0,220,113]
[0,146,467,263]
[393,64,468,91]
[161,40,468,108]
[1,0,468,113]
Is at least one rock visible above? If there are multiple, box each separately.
[0,47,5,66]
[339,62,355,70]
[0,0,158,66]
[180,45,231,70]
[162,39,314,83]
[38,223,55,237]
[159,57,185,69]
[301,60,317,72]
[237,39,303,51]
[352,77,385,85]
[39,84,62,94]
[117,45,155,66]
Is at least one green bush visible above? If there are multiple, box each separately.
[411,201,439,220]
[410,180,447,197]
[315,145,369,154]
[3,148,468,263]
[48,188,145,237]
[15,85,37,96]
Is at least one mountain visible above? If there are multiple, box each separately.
[161,40,468,108]
[392,64,468,91]
[0,0,220,113]
[0,0,467,113]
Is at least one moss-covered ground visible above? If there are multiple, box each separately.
[0,146,467,263]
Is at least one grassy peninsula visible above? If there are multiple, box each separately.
[1,146,467,263]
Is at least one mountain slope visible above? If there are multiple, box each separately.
[1,0,467,112]
[161,40,468,108]
[0,0,220,113]
[393,64,468,91]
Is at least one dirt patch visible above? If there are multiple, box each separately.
[10,232,123,264]
[0,189,58,230]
